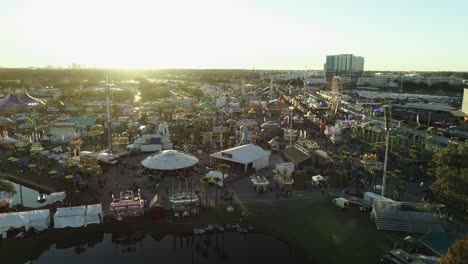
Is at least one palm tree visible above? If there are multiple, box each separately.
[211,177,221,210]
[200,176,212,208]
[409,145,419,181]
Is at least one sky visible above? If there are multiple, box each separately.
[0,0,467,71]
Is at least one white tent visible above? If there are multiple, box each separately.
[20,210,50,231]
[0,212,30,234]
[85,204,103,225]
[141,150,199,170]
[315,149,330,160]
[46,191,66,205]
[206,170,228,187]
[210,144,271,174]
[312,175,325,183]
[276,162,295,173]
[54,206,86,228]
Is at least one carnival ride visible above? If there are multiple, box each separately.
[169,192,200,217]
[328,76,342,116]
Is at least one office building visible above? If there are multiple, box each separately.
[324,54,364,82]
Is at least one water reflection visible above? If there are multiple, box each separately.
[0,181,43,208]
[29,232,292,264]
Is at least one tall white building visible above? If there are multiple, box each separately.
[324,54,364,82]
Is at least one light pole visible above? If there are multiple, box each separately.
[427,112,431,127]
[18,169,24,210]
[105,75,112,154]
[289,106,294,147]
[381,105,391,197]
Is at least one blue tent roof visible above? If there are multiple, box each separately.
[198,102,216,109]
[419,231,464,257]
[0,94,22,106]
[69,117,97,127]
[0,93,44,108]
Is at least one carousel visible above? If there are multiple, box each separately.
[141,150,200,216]
[109,189,145,221]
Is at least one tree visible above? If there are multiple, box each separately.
[429,143,468,212]
[0,174,16,194]
[409,145,419,181]
[211,177,221,210]
[439,235,468,264]
[200,176,212,208]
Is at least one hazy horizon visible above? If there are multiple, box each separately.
[1,66,468,73]
[1,0,467,71]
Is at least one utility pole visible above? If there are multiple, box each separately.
[381,105,391,197]
[105,75,112,154]
[289,106,294,147]
[427,112,431,127]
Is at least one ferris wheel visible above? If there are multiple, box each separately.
[329,76,342,116]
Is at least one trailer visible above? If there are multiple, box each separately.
[332,197,349,210]
[363,192,393,209]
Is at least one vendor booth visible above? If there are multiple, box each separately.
[54,204,103,228]
[210,144,270,175]
[54,206,86,228]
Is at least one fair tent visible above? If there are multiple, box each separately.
[141,150,199,170]
[206,170,228,187]
[314,149,330,160]
[19,210,50,231]
[54,206,86,228]
[210,144,270,173]
[0,212,30,234]
[46,191,66,205]
[85,204,103,225]
[312,175,325,183]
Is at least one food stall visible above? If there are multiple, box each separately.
[109,190,145,221]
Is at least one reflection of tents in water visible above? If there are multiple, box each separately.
[151,233,166,242]
[55,232,104,249]
[112,232,145,245]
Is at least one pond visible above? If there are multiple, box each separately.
[0,180,43,208]
[22,232,295,264]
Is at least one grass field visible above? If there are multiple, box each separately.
[247,198,394,263]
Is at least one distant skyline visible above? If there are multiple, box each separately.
[1,0,467,71]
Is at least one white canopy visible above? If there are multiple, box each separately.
[261,121,280,129]
[275,162,295,173]
[54,206,86,228]
[85,204,103,225]
[0,212,29,234]
[206,170,228,187]
[46,191,66,205]
[312,175,325,182]
[315,149,330,160]
[54,204,103,228]
[19,210,50,231]
[141,150,199,170]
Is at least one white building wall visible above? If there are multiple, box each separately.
[462,88,468,115]
[358,75,462,87]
